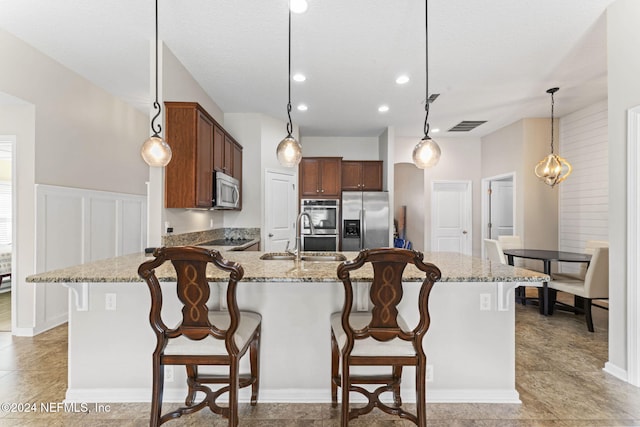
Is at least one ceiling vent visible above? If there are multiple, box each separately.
[448,120,487,132]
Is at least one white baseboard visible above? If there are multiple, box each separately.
[603,361,628,382]
[65,387,521,404]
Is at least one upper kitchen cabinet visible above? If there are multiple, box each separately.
[299,157,342,198]
[341,160,383,191]
[164,102,242,209]
[213,129,242,179]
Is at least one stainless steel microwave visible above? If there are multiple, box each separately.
[213,171,240,209]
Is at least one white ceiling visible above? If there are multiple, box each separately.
[0,0,614,138]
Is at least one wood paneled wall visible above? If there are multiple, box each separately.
[558,100,608,272]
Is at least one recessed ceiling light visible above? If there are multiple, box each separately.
[431,128,440,133]
[378,105,389,113]
[290,0,308,13]
[297,104,308,111]
[396,75,410,85]
[292,73,306,82]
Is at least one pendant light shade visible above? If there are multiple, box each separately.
[412,135,441,169]
[412,0,440,169]
[141,0,172,167]
[141,135,172,167]
[276,5,302,167]
[277,135,303,167]
[534,87,571,187]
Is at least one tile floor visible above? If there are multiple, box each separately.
[0,290,10,332]
[0,293,638,426]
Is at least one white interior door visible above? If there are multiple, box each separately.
[264,169,297,252]
[490,179,514,239]
[431,181,472,255]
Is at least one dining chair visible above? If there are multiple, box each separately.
[330,248,442,426]
[554,240,608,280]
[548,247,609,332]
[498,235,544,305]
[138,246,261,427]
[497,235,522,251]
[484,239,507,264]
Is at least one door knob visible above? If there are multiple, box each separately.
[462,230,468,234]
[268,233,274,237]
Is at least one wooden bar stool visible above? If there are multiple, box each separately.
[138,246,261,427]
[331,248,441,426]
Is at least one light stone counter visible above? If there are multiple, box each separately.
[27,249,546,406]
[26,249,548,284]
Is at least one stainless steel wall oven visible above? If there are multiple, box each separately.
[300,199,339,251]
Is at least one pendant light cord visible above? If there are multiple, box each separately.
[423,0,430,138]
[550,90,555,154]
[150,0,162,138]
[286,7,294,137]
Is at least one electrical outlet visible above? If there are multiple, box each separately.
[426,365,434,382]
[165,366,174,382]
[480,293,491,311]
[105,293,117,311]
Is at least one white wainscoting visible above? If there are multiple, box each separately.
[558,101,608,273]
[35,185,146,332]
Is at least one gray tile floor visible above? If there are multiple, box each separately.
[0,290,10,332]
[0,291,638,426]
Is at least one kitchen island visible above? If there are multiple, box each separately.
[27,250,547,404]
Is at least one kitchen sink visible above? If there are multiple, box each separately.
[260,252,346,262]
[300,254,347,262]
[259,253,296,261]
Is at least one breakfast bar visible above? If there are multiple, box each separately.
[27,250,547,404]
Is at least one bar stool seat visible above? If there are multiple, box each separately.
[330,312,415,357]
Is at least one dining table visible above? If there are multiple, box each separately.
[502,249,592,316]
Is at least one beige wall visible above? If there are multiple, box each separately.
[395,135,483,255]
[0,30,148,195]
[481,118,558,253]
[0,29,150,334]
[300,136,380,160]
[394,163,424,250]
[607,0,640,376]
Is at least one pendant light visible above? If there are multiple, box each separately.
[534,87,572,187]
[276,3,303,167]
[140,0,172,167]
[412,0,441,169]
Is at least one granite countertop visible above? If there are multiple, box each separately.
[26,249,548,284]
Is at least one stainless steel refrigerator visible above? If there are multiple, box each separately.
[341,191,390,251]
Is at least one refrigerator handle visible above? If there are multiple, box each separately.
[361,208,366,249]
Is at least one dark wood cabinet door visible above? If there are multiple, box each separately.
[213,125,225,172]
[320,158,341,196]
[165,103,198,208]
[300,158,321,196]
[223,135,234,175]
[195,112,214,208]
[361,161,383,191]
[341,161,362,191]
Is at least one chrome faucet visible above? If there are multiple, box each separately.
[287,211,315,262]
